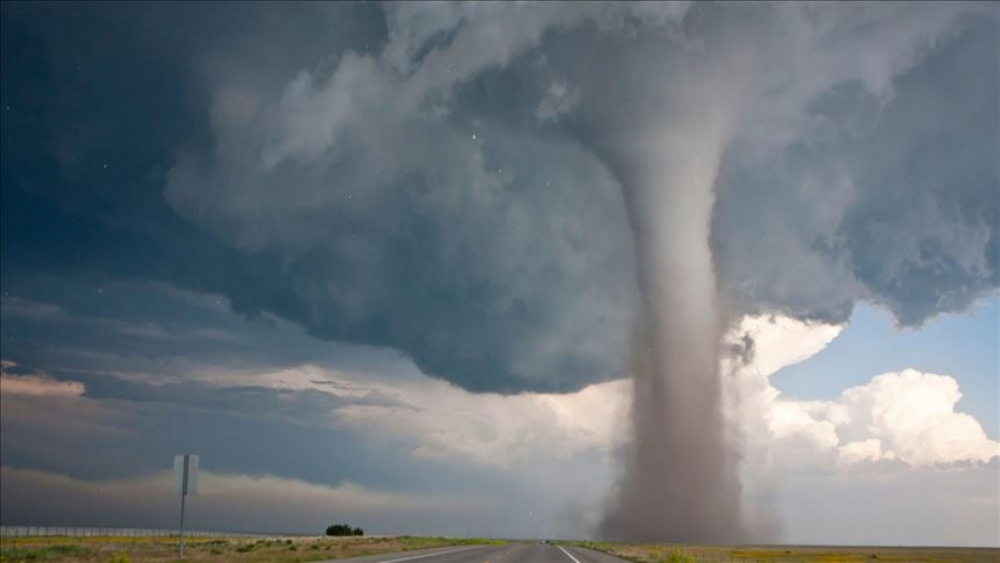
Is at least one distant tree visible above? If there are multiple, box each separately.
[325,523,363,537]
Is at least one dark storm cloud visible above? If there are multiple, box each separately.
[2,0,998,543]
[74,375,401,419]
[1,1,635,394]
[713,17,1000,326]
[2,1,997,392]
[0,277,402,380]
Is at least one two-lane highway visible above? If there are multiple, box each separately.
[318,543,629,563]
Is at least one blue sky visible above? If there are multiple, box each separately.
[773,296,999,436]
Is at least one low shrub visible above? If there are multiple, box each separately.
[325,524,364,536]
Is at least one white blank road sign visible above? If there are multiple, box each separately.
[173,454,199,495]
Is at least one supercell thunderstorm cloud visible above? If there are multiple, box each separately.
[1,0,998,544]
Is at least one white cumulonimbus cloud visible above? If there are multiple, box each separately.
[833,369,999,465]
[215,312,996,472]
[205,363,630,467]
[722,316,1000,469]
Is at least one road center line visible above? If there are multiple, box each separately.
[379,545,487,563]
[558,546,583,563]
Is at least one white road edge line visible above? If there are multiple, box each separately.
[558,546,583,563]
[379,545,488,563]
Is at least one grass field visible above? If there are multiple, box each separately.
[0,535,505,563]
[3,536,997,563]
[559,540,1000,563]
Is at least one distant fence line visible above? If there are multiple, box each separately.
[0,525,298,539]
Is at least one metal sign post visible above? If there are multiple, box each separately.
[173,454,198,558]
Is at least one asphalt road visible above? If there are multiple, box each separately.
[319,543,628,563]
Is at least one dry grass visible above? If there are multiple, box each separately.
[0,535,504,563]
[5,536,995,563]
[560,540,1000,563]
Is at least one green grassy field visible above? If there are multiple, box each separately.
[0,535,505,563]
[559,540,1000,563]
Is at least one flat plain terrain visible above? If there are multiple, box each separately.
[2,536,998,563]
[561,540,1000,563]
[0,535,502,563]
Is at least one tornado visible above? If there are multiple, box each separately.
[580,29,751,537]
[596,116,745,542]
